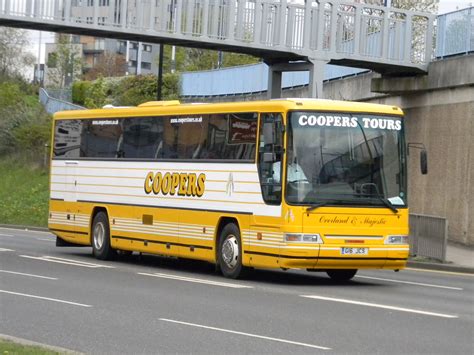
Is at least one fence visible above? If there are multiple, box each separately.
[181,62,368,97]
[436,6,473,57]
[39,88,84,114]
[44,88,72,102]
[0,0,434,73]
[409,213,448,262]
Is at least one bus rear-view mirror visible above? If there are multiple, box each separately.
[420,149,428,175]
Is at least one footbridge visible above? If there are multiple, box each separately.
[0,0,434,97]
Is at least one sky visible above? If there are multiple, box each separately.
[22,0,474,77]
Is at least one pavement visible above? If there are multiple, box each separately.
[407,242,474,274]
[1,223,473,274]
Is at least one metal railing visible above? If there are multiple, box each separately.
[39,88,84,114]
[409,213,448,262]
[181,62,367,96]
[0,0,435,72]
[436,6,473,57]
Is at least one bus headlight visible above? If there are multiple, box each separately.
[284,234,323,243]
[385,235,409,244]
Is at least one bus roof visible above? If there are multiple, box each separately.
[53,98,404,120]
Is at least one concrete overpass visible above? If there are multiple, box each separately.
[0,0,434,97]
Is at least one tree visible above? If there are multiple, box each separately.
[160,45,260,73]
[84,51,127,80]
[391,0,438,13]
[45,34,83,89]
[84,77,109,108]
[392,0,438,63]
[0,27,35,79]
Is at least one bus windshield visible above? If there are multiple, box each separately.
[286,111,407,208]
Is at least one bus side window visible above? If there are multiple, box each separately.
[258,113,283,205]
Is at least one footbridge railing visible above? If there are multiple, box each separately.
[1,1,434,69]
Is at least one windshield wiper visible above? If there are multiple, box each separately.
[306,200,339,212]
[359,183,398,214]
[376,196,398,213]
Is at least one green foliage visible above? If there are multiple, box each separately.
[115,74,158,106]
[0,81,22,107]
[0,338,60,354]
[84,77,109,108]
[0,158,49,227]
[0,80,51,159]
[161,45,260,73]
[113,73,180,106]
[72,80,91,105]
[162,72,180,100]
[222,52,260,68]
[14,121,52,152]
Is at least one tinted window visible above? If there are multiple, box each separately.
[80,119,121,158]
[53,120,82,158]
[53,113,257,161]
[175,113,257,160]
[120,117,164,158]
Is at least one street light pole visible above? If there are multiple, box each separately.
[157,43,164,100]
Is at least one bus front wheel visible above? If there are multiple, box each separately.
[92,211,115,260]
[218,223,243,279]
[326,269,357,281]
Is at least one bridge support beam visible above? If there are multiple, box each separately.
[267,59,327,99]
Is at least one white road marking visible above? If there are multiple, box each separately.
[0,248,14,252]
[19,255,115,269]
[356,275,463,290]
[0,233,14,237]
[405,267,474,277]
[138,272,253,289]
[0,227,51,235]
[0,270,58,280]
[300,295,458,319]
[0,290,92,307]
[159,318,331,350]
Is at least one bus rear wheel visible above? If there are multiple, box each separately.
[218,223,243,279]
[326,269,357,281]
[92,211,115,260]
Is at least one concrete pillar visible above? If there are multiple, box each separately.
[267,59,327,99]
[267,66,283,99]
[308,59,326,98]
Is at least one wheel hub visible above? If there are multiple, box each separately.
[222,235,239,269]
[93,222,105,250]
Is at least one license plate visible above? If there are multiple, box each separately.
[341,247,368,255]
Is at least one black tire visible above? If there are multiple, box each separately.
[91,211,115,260]
[326,269,357,281]
[218,223,243,279]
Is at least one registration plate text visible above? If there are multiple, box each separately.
[341,247,368,255]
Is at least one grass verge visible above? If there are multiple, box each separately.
[0,339,61,354]
[0,158,49,227]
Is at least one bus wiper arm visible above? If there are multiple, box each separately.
[360,183,398,214]
[306,200,338,212]
[377,196,398,214]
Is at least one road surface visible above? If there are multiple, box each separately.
[0,227,473,354]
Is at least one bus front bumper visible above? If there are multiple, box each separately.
[277,245,409,270]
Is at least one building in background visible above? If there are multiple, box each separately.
[44,34,83,88]
[77,36,159,77]
[43,34,159,87]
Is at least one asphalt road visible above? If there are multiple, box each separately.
[1,227,473,354]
